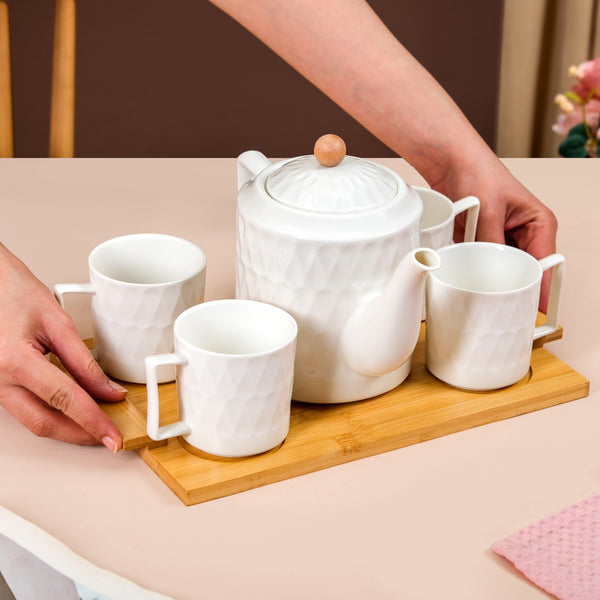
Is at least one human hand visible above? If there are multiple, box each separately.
[435,158,558,312]
[0,244,126,449]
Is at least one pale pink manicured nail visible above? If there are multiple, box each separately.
[108,380,128,394]
[101,436,119,453]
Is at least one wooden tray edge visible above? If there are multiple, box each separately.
[137,350,589,506]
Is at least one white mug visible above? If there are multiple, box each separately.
[54,233,206,384]
[417,188,480,249]
[145,300,298,458]
[417,188,479,319]
[425,242,564,390]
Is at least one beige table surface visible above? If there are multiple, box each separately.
[0,157,597,600]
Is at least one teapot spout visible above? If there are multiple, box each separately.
[342,248,440,377]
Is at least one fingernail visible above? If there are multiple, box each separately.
[108,380,128,394]
[102,436,119,453]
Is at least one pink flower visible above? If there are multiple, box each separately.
[553,56,600,155]
[552,98,600,135]
[571,57,600,101]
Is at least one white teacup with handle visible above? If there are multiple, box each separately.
[145,300,298,458]
[54,233,206,384]
[425,242,565,391]
[417,188,480,249]
[416,187,480,318]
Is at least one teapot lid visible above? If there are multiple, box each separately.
[265,134,400,213]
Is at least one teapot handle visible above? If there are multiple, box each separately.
[237,151,272,191]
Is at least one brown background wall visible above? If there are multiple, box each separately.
[7,0,504,158]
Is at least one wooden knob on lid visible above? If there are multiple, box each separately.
[314,134,346,167]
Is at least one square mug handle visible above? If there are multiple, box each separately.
[145,353,192,441]
[452,196,480,243]
[54,282,95,306]
[534,253,565,340]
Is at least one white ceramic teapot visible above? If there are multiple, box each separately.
[235,135,440,404]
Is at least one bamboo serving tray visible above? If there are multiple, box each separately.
[93,316,589,506]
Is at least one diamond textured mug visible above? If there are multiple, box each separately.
[425,242,565,390]
[145,300,298,458]
[417,188,479,249]
[54,234,206,384]
[417,187,479,319]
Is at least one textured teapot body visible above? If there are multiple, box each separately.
[235,147,436,404]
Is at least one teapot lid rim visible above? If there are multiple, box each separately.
[265,154,402,214]
[238,156,422,242]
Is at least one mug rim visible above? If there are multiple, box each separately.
[429,241,543,295]
[88,233,207,287]
[174,299,298,358]
[414,186,454,233]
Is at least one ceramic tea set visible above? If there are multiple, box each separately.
[55,134,565,458]
[235,134,563,401]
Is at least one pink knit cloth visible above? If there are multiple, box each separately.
[492,495,600,600]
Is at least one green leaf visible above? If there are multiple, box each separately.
[586,87,598,102]
[559,132,588,157]
[565,91,582,104]
[568,123,588,137]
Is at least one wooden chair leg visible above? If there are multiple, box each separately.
[49,0,76,158]
[0,0,13,158]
